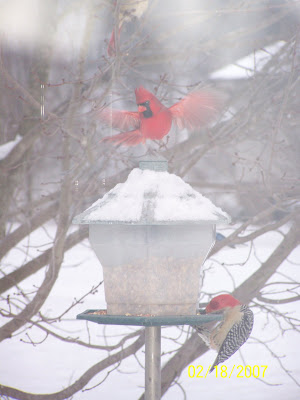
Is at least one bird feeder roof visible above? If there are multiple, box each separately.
[73,168,230,225]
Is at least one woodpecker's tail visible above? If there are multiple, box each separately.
[210,362,217,373]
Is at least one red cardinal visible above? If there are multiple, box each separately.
[108,0,148,57]
[98,86,221,146]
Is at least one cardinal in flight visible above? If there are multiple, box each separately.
[98,86,221,146]
[108,0,148,57]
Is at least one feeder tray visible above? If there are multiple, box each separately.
[77,309,223,326]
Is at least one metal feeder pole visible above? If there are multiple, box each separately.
[145,326,161,400]
[77,312,224,398]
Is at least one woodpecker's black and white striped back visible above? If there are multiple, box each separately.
[210,305,254,372]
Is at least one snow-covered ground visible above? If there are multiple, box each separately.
[0,223,299,399]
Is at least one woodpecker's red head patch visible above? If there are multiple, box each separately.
[206,294,241,313]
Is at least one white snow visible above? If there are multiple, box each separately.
[0,135,22,160]
[74,168,230,223]
[211,41,286,80]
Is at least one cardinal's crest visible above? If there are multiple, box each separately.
[135,86,154,104]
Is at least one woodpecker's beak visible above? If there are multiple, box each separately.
[206,305,224,314]
[138,105,147,113]
[205,305,212,314]
[206,309,225,315]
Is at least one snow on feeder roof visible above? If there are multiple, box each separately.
[73,159,232,315]
[73,168,230,225]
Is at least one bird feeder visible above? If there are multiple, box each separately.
[73,156,230,316]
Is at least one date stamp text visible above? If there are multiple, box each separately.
[188,365,268,378]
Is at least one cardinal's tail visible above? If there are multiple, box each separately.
[107,30,116,57]
[101,130,145,146]
[107,25,123,57]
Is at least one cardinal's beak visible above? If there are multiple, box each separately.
[138,105,147,113]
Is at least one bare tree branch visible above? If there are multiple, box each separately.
[0,331,145,400]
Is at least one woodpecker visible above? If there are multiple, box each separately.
[195,294,254,372]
